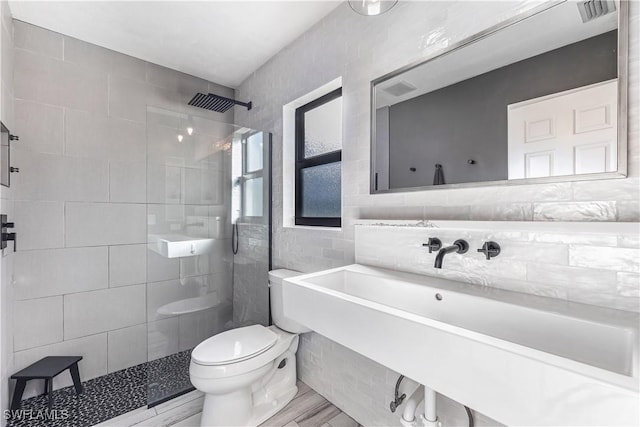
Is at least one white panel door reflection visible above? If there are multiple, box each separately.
[508,79,617,179]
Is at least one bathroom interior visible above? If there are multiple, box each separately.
[0,0,637,426]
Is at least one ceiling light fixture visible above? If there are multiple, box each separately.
[348,0,398,16]
[177,134,184,143]
[187,127,193,136]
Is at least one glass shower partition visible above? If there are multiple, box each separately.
[145,106,271,406]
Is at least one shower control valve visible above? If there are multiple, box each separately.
[422,238,442,253]
[1,214,16,252]
[477,241,500,260]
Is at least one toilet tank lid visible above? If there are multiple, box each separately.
[268,269,302,286]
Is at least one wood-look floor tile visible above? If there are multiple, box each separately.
[295,380,312,398]
[259,392,328,426]
[155,390,203,414]
[296,401,341,427]
[135,397,203,426]
[327,412,360,427]
[170,413,201,427]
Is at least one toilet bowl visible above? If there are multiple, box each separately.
[190,269,310,427]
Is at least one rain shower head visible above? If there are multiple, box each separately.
[188,93,252,113]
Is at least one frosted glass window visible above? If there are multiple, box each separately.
[304,97,342,158]
[295,88,342,227]
[245,132,263,173]
[243,177,263,217]
[301,162,341,218]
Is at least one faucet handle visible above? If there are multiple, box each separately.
[423,237,442,253]
[477,241,500,260]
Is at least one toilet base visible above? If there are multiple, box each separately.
[199,348,299,427]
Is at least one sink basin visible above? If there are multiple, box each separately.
[283,264,639,426]
[148,233,215,258]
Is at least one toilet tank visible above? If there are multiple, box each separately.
[269,269,311,334]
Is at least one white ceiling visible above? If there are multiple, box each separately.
[8,0,341,87]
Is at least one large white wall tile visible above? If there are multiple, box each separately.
[10,20,237,390]
[146,279,204,322]
[65,202,146,246]
[64,109,145,162]
[14,99,63,154]
[147,163,182,204]
[63,284,146,339]
[147,317,179,361]
[11,150,109,202]
[178,307,223,351]
[109,244,147,287]
[14,247,108,300]
[147,248,180,283]
[61,61,108,114]
[13,333,107,398]
[63,36,146,82]
[14,49,64,106]
[107,324,147,373]
[110,160,146,203]
[14,200,64,250]
[13,296,63,351]
[14,20,62,59]
[108,74,150,123]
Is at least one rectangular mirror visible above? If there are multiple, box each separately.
[371,0,628,193]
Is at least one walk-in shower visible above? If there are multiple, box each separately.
[145,106,271,406]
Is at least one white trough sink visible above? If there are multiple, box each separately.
[148,234,215,258]
[283,264,639,426]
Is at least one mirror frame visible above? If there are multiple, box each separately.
[370,0,629,194]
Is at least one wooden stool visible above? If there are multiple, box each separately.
[11,356,83,410]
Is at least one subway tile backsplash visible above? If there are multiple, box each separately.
[355,222,640,312]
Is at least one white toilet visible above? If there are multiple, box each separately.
[189,269,310,427]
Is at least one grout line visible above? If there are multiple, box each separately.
[62,293,65,343]
[107,243,111,287]
[106,327,110,373]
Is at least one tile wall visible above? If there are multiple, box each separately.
[355,222,640,312]
[0,0,14,421]
[10,20,234,400]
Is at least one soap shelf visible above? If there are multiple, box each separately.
[148,234,216,258]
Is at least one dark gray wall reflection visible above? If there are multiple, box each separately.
[387,31,617,189]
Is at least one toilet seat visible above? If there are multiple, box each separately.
[190,326,297,381]
[192,325,278,366]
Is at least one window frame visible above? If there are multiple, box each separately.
[294,87,342,227]
[240,130,264,219]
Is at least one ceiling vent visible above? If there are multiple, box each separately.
[577,0,616,23]
[381,80,417,97]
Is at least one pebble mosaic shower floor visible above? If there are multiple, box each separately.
[7,350,193,427]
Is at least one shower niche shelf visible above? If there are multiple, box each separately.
[157,293,221,316]
[149,234,215,258]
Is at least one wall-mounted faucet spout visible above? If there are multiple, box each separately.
[434,239,468,269]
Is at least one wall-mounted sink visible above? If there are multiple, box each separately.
[148,233,215,258]
[283,264,639,426]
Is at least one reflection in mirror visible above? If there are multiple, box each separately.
[372,1,626,192]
